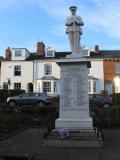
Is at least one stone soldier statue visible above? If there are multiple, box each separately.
[66,6,84,55]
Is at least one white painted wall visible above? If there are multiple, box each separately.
[90,59,104,93]
[11,48,30,61]
[0,57,104,95]
[33,60,60,95]
[33,59,104,95]
[1,61,33,91]
[34,60,60,81]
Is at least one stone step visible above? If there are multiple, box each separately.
[43,139,103,148]
[43,127,103,148]
[45,127,103,141]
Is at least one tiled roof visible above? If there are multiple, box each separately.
[55,52,71,57]
[26,52,71,61]
[90,50,120,59]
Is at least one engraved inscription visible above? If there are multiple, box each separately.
[61,71,73,108]
[60,67,88,112]
[62,108,87,111]
[77,71,88,106]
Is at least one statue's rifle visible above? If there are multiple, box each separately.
[73,18,76,54]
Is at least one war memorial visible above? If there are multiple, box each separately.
[44,6,103,147]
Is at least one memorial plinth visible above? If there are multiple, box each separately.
[55,58,93,128]
[43,57,103,148]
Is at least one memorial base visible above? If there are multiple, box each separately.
[43,127,103,148]
[55,118,93,128]
[55,58,93,129]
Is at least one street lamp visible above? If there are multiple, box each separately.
[114,76,120,93]
[7,78,11,96]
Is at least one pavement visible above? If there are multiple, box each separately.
[0,128,120,160]
[0,128,45,159]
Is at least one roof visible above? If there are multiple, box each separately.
[26,52,71,61]
[11,48,30,53]
[90,50,120,59]
[39,76,60,80]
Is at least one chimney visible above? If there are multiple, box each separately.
[5,47,12,60]
[37,42,45,56]
[95,45,99,53]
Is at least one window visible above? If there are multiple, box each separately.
[15,50,22,57]
[105,81,112,95]
[44,64,52,75]
[82,49,89,56]
[115,63,120,73]
[95,94,104,99]
[88,81,91,93]
[21,93,30,97]
[93,81,96,92]
[14,83,21,90]
[114,76,120,93]
[14,65,21,76]
[54,82,57,93]
[46,51,55,57]
[43,82,51,93]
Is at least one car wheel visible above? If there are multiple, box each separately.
[103,103,110,108]
[37,101,44,107]
[8,101,17,107]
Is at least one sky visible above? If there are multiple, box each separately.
[0,0,120,56]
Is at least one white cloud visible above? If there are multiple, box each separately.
[1,0,120,39]
[84,1,120,38]
[30,0,120,39]
[30,0,79,17]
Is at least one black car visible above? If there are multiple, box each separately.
[89,94,113,108]
[7,92,51,107]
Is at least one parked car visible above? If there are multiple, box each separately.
[7,92,51,107]
[89,94,113,108]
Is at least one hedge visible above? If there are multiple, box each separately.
[93,107,120,128]
[112,93,120,105]
[0,89,25,103]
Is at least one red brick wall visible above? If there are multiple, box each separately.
[104,60,120,93]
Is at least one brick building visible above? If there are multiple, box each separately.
[90,47,120,94]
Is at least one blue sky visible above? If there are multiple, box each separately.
[0,0,120,56]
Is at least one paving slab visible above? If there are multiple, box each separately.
[35,129,120,160]
[101,129,120,160]
[0,128,120,160]
[0,128,46,159]
[35,147,100,160]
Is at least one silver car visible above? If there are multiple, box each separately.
[7,92,51,107]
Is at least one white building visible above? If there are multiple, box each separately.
[80,45,104,94]
[88,59,104,94]
[1,48,33,91]
[26,45,63,96]
[33,60,60,96]
[1,43,104,95]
